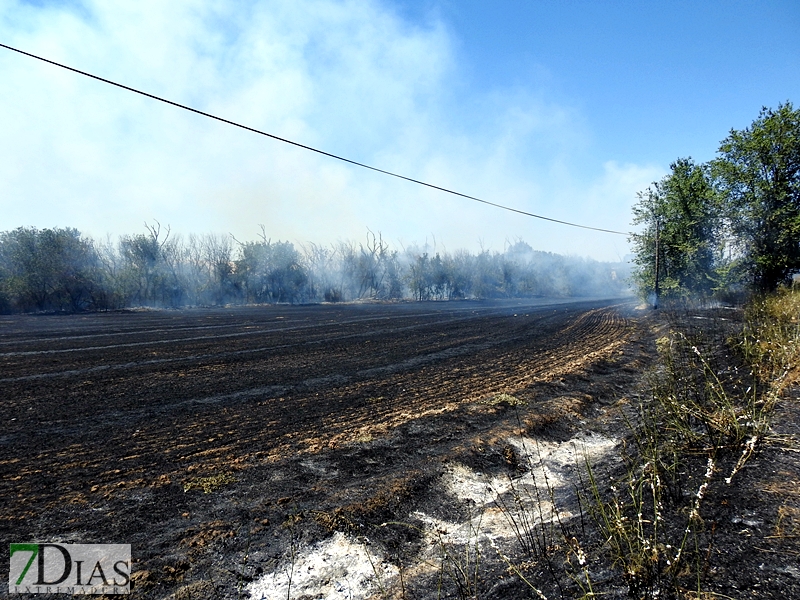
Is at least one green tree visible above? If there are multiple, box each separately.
[235,238,307,304]
[713,102,800,292]
[0,227,105,312]
[631,158,720,303]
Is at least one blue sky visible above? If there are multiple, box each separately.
[1,0,798,261]
[437,1,799,162]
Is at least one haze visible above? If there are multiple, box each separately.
[0,0,798,261]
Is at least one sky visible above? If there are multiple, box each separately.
[0,0,798,261]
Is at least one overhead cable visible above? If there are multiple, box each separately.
[0,42,628,235]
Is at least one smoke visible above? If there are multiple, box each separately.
[0,0,661,261]
[0,226,632,313]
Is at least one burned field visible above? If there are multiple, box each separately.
[1,298,644,597]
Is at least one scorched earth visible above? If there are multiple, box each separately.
[0,297,642,598]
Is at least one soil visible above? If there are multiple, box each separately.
[1,297,798,599]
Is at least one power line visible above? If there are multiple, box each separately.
[1,42,629,236]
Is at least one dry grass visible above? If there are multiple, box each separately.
[183,472,237,494]
[742,289,800,390]
[482,392,526,407]
[579,289,800,599]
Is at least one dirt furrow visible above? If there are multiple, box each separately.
[0,298,636,599]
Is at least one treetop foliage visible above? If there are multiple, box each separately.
[631,102,800,302]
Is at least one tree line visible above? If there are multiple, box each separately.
[631,102,800,303]
[0,224,630,313]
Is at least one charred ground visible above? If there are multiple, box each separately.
[1,298,798,598]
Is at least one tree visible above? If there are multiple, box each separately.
[631,158,720,303]
[472,249,503,298]
[234,233,307,304]
[353,230,395,299]
[118,222,183,306]
[713,103,800,292]
[0,227,106,312]
[448,250,474,299]
[201,233,236,305]
[406,250,432,301]
[301,241,342,302]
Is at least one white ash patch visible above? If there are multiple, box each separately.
[416,431,617,551]
[246,531,397,600]
[411,507,511,550]
[300,458,338,478]
[504,430,618,488]
[247,431,617,597]
[441,431,616,510]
